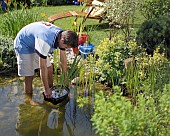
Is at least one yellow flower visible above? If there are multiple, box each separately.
[40,13,46,17]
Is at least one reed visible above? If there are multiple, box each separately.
[60,54,82,88]
[125,50,170,102]
[125,58,140,100]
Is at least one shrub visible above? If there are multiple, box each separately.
[7,0,32,9]
[0,8,42,70]
[96,35,140,87]
[136,15,170,58]
[102,0,138,38]
[47,0,72,5]
[139,0,170,20]
[0,35,16,70]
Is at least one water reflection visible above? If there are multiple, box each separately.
[0,79,97,136]
[47,108,59,129]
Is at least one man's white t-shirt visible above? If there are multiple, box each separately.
[14,22,63,59]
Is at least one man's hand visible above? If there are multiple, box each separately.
[44,88,52,98]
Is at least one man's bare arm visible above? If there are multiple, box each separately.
[39,57,52,98]
[60,50,67,73]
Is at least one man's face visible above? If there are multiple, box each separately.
[59,39,71,49]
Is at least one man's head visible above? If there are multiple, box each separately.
[60,30,78,48]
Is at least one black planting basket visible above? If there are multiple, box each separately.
[43,86,70,105]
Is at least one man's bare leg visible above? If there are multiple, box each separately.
[24,93,39,105]
[48,65,53,88]
[24,76,39,105]
[24,76,34,94]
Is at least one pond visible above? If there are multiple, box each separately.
[0,75,108,136]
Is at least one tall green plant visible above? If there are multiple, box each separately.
[0,8,43,39]
[125,48,170,100]
[137,50,170,97]
[60,55,82,88]
[125,58,140,99]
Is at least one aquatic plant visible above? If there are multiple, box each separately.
[126,48,170,100]
[59,54,82,88]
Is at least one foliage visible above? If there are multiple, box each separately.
[59,55,82,87]
[125,49,170,99]
[30,0,73,6]
[9,0,73,6]
[47,0,72,5]
[102,0,139,38]
[6,0,32,9]
[0,35,16,70]
[136,15,170,58]
[0,8,43,39]
[96,35,140,87]
[31,0,47,6]
[139,0,170,20]
[91,85,170,136]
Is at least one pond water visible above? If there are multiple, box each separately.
[0,76,104,136]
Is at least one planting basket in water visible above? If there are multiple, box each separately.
[79,44,95,59]
[43,86,70,105]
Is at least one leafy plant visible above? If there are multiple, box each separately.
[92,84,170,136]
[0,35,16,70]
[31,0,47,6]
[96,35,140,87]
[136,15,170,58]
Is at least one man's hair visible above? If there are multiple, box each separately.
[62,30,78,48]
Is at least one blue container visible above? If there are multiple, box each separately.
[1,0,8,11]
[79,44,95,59]
[72,0,80,5]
